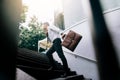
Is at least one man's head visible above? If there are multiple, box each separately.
[42,22,49,33]
[43,22,49,26]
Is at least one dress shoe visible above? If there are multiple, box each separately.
[48,67,56,71]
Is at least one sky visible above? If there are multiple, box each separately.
[22,0,63,25]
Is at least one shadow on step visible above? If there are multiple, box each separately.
[16,48,92,80]
[16,48,65,79]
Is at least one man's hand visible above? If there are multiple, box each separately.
[61,33,66,40]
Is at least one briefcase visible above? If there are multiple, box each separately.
[61,30,82,51]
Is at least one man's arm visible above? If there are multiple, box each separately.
[49,26,63,34]
[61,33,66,40]
[50,28,60,34]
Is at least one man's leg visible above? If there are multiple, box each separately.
[46,45,56,69]
[53,38,70,72]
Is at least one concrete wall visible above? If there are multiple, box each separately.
[63,0,86,28]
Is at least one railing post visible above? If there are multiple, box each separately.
[82,0,120,80]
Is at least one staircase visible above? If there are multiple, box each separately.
[16,48,92,80]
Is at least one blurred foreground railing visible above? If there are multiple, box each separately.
[82,0,120,80]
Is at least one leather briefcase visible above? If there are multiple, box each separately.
[61,30,82,51]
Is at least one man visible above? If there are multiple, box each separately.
[42,22,71,77]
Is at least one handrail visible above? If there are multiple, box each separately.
[63,50,97,63]
[103,7,120,14]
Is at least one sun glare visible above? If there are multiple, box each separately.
[22,0,63,24]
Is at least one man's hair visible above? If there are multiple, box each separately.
[43,22,49,26]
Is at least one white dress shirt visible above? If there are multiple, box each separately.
[47,25,63,42]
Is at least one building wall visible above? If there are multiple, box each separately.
[62,0,120,65]
[63,0,86,28]
[53,52,99,80]
[53,0,120,80]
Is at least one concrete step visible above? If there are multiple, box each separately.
[16,48,92,80]
[17,48,64,70]
[51,75,84,80]
[17,65,65,80]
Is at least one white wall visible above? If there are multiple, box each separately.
[62,0,120,66]
[63,0,96,62]
[62,20,96,61]
[53,52,99,80]
[53,19,99,80]
[63,0,86,28]
[52,0,120,80]
[57,0,99,80]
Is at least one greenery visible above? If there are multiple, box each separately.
[18,5,65,52]
[18,5,46,52]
